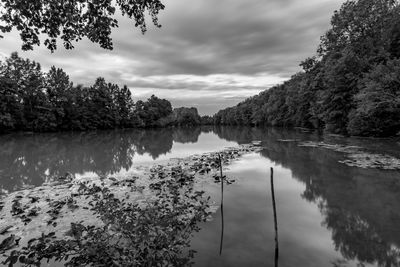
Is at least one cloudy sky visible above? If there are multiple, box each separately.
[0,0,344,115]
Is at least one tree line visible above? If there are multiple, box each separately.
[0,52,202,133]
[214,0,400,137]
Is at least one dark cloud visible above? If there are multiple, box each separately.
[0,0,344,115]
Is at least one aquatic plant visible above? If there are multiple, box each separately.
[2,176,211,266]
[1,144,259,266]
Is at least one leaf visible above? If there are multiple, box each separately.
[47,232,56,237]
[19,255,26,263]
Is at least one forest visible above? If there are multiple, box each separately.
[1,0,399,137]
[214,0,400,137]
[0,52,202,133]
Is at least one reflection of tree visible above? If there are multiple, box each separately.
[212,126,319,145]
[173,127,201,144]
[214,126,400,267]
[0,127,203,193]
[321,205,400,267]
[199,125,214,134]
[212,126,263,144]
[134,128,174,159]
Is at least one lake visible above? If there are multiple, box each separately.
[1,126,400,267]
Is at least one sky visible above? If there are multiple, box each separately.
[0,0,344,115]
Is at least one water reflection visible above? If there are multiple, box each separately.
[1,126,400,266]
[0,127,205,193]
[214,126,400,267]
[262,146,400,266]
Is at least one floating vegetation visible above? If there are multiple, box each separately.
[3,181,211,266]
[0,234,20,253]
[0,144,260,266]
[298,141,362,153]
[251,140,262,146]
[299,141,400,170]
[0,225,13,235]
[277,139,299,142]
[340,153,400,170]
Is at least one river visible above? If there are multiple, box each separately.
[1,126,399,267]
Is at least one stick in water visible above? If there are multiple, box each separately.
[219,153,224,256]
[270,167,279,267]
[219,153,224,203]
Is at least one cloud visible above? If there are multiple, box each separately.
[0,0,345,115]
[121,73,285,91]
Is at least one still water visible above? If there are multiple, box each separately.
[1,126,400,267]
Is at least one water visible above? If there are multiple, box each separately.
[1,126,400,266]
[0,127,236,194]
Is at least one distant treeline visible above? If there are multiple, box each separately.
[214,0,400,137]
[0,52,202,133]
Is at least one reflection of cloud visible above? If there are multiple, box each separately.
[0,0,344,114]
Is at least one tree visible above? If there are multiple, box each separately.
[116,85,135,128]
[200,115,214,125]
[88,77,117,129]
[1,52,56,131]
[0,76,20,131]
[212,0,400,137]
[0,0,165,51]
[45,66,73,129]
[136,95,172,127]
[173,107,201,126]
[319,49,366,134]
[1,52,187,132]
[316,0,398,134]
[348,59,400,136]
[67,84,93,130]
[318,0,398,58]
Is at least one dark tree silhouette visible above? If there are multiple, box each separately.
[0,0,165,51]
[0,52,202,133]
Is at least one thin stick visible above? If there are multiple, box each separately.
[219,198,224,256]
[219,153,224,256]
[270,167,279,267]
[219,153,224,203]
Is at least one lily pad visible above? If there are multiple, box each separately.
[299,141,400,170]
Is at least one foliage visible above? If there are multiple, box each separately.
[136,95,173,127]
[214,0,400,137]
[0,0,165,51]
[200,115,214,125]
[172,107,201,126]
[0,52,199,133]
[0,76,19,131]
[3,176,211,266]
[348,59,400,136]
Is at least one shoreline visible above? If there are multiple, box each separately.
[1,125,399,139]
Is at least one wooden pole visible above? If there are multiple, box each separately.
[219,198,224,256]
[270,167,279,267]
[219,154,224,203]
[219,153,224,256]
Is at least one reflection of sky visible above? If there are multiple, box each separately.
[136,132,238,163]
[76,132,238,179]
